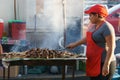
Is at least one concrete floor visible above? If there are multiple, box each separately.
[0,70,90,80]
[1,68,120,80]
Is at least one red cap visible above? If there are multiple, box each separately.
[84,4,108,17]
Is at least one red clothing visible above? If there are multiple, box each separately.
[86,32,104,76]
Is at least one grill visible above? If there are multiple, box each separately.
[1,48,86,60]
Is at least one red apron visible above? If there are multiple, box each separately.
[86,32,104,77]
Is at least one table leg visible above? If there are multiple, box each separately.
[24,65,28,75]
[62,65,65,80]
[72,65,75,80]
[8,66,10,80]
[3,67,5,80]
[22,65,25,75]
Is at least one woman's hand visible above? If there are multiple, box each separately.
[66,43,77,49]
[102,64,109,76]
[66,37,86,49]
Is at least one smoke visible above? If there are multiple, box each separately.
[39,32,61,49]
[11,0,84,52]
[29,0,64,49]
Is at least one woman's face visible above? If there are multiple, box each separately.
[89,13,98,24]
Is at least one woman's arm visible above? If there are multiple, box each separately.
[66,37,86,49]
[102,34,116,76]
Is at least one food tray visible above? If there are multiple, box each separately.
[48,57,87,60]
[2,57,87,61]
[23,58,46,60]
[2,58,23,61]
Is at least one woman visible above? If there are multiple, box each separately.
[66,4,116,80]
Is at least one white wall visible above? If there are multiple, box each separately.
[16,0,27,21]
[0,0,14,33]
[0,0,84,36]
[66,0,83,17]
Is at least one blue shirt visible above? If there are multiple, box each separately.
[87,21,115,62]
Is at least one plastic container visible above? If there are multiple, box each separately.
[79,61,86,71]
[11,22,26,40]
[2,37,8,44]
[0,19,4,39]
[27,66,46,74]
[8,20,26,40]
[8,20,22,38]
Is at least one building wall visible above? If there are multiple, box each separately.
[0,0,14,33]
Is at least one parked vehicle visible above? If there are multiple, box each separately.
[83,4,120,37]
[106,4,120,36]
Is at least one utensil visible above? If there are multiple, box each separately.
[57,47,69,51]
[57,48,66,51]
